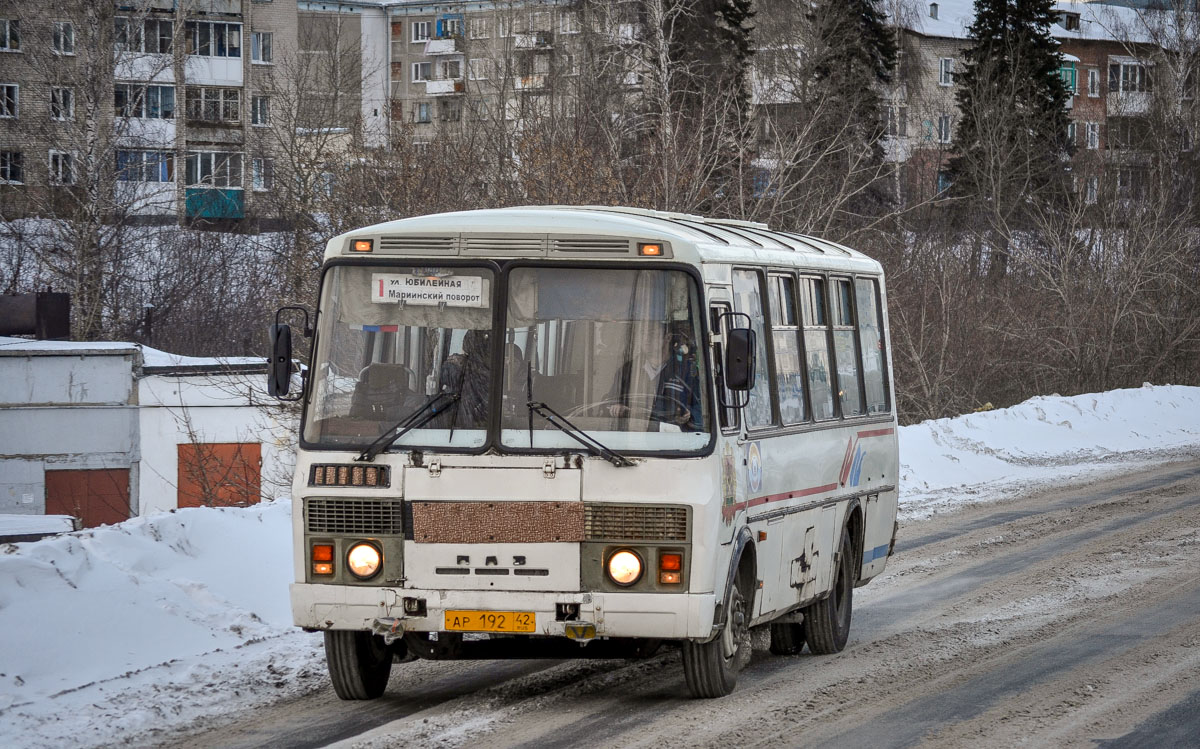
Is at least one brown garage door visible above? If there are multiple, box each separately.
[177,442,262,508]
[44,469,131,529]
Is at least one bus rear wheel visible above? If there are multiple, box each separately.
[804,526,854,655]
[769,619,806,655]
[324,630,393,700]
[682,569,751,698]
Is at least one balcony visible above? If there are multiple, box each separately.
[515,75,546,91]
[424,39,458,56]
[424,79,465,96]
[1108,92,1151,116]
[185,188,244,219]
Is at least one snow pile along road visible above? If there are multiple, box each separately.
[898,384,1200,519]
[1,385,1199,748]
[0,500,325,748]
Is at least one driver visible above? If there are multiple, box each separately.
[438,329,491,428]
[606,328,703,431]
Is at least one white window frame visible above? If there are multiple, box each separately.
[185,151,243,188]
[1084,176,1098,205]
[560,11,580,34]
[938,57,954,86]
[116,150,174,183]
[1086,121,1099,149]
[937,114,952,143]
[411,21,430,42]
[469,17,491,39]
[0,19,19,52]
[412,61,431,82]
[468,58,489,80]
[251,157,272,191]
[48,150,74,186]
[413,100,431,123]
[53,21,74,55]
[1110,58,1150,94]
[1,83,18,118]
[251,31,272,64]
[0,150,22,183]
[442,18,463,38]
[50,87,73,121]
[440,58,462,80]
[1066,121,1076,145]
[187,21,241,58]
[251,95,269,126]
[1087,68,1099,97]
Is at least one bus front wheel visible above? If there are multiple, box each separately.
[682,568,751,698]
[804,526,854,654]
[324,630,392,700]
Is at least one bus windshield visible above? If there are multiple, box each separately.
[303,263,711,453]
[501,267,710,452]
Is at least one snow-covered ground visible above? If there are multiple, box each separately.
[1,384,1198,749]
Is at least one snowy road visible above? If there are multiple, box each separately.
[159,458,1200,749]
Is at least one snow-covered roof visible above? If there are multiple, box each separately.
[0,336,264,372]
[898,1,1159,45]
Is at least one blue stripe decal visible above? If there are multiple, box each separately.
[862,544,890,565]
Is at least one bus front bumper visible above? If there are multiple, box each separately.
[290,583,718,641]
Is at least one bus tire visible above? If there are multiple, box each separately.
[804,526,854,655]
[324,630,392,700]
[769,620,806,655]
[682,567,751,698]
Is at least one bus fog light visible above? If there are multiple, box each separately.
[607,549,643,586]
[660,571,681,584]
[347,542,382,579]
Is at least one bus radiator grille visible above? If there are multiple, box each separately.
[583,504,689,542]
[305,498,405,535]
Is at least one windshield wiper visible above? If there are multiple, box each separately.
[356,391,459,462]
[526,401,635,467]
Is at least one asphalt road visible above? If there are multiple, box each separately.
[157,458,1200,749]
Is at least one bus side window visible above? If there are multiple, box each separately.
[732,269,774,429]
[832,278,864,417]
[769,274,806,424]
[800,277,836,420]
[856,278,889,413]
[710,302,739,431]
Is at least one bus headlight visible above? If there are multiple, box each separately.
[347,542,382,579]
[606,549,643,586]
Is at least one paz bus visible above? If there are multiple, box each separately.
[268,206,899,699]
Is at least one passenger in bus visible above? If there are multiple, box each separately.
[607,330,703,431]
[439,329,492,428]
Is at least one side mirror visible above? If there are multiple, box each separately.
[268,323,293,398]
[725,328,756,391]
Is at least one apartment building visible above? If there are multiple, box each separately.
[0,0,298,223]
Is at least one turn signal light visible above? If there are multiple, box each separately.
[638,243,663,256]
[313,544,334,575]
[660,571,682,584]
[352,239,374,252]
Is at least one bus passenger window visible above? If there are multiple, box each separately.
[800,277,836,420]
[732,269,774,429]
[856,278,889,413]
[770,275,806,424]
[832,278,864,417]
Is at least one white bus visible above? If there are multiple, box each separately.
[269,206,899,699]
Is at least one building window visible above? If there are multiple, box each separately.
[938,57,954,86]
[930,3,939,19]
[0,19,19,51]
[53,21,74,55]
[1059,64,1077,95]
[251,31,272,63]
[251,95,269,125]
[116,18,173,54]
[413,100,431,123]
[186,21,241,58]
[468,58,490,80]
[0,150,22,183]
[1067,121,1076,145]
[411,20,430,42]
[185,151,242,187]
[412,61,431,82]
[116,150,174,182]
[186,87,240,123]
[439,17,463,38]
[1087,68,1099,97]
[560,53,578,76]
[469,17,491,39]
[1086,121,1099,149]
[49,151,74,185]
[0,84,17,117]
[1084,176,1098,204]
[50,87,73,121]
[885,105,908,137]
[251,157,272,191]
[440,59,462,80]
[560,11,580,34]
[1060,12,1080,31]
[116,84,175,119]
[439,98,461,122]
[937,114,952,143]
[1109,60,1151,93]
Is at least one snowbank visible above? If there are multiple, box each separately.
[1,385,1198,748]
[898,384,1200,519]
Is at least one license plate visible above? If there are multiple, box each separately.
[444,610,536,633]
